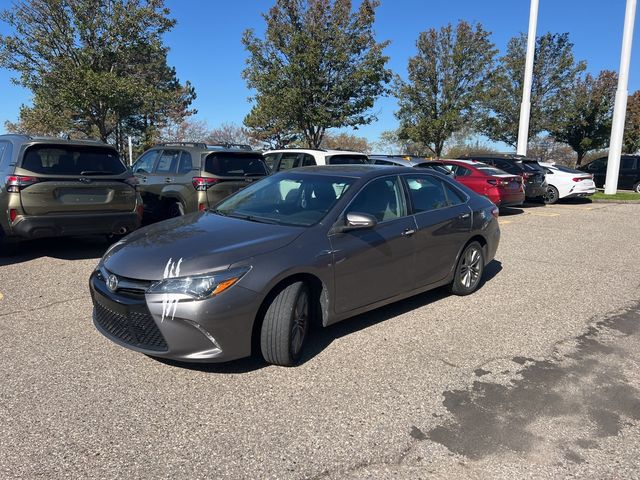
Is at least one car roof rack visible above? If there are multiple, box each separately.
[207,143,253,151]
[159,142,208,149]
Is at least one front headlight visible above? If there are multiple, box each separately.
[147,266,251,300]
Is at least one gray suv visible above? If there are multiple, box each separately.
[133,142,269,221]
[0,134,142,251]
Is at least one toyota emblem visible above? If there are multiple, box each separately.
[107,274,119,292]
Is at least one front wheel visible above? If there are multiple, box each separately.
[633,182,640,194]
[261,282,310,366]
[543,185,560,204]
[451,242,485,296]
[167,201,185,218]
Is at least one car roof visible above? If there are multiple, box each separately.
[146,142,261,154]
[460,153,538,162]
[277,164,454,180]
[0,134,114,149]
[264,148,366,156]
[442,159,491,167]
[369,155,442,166]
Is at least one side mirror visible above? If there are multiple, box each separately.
[341,212,377,232]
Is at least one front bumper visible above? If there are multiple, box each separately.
[89,271,261,363]
[10,212,141,239]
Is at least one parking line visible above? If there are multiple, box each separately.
[0,292,3,301]
[526,212,561,217]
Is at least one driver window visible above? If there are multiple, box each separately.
[347,176,406,222]
[132,150,159,174]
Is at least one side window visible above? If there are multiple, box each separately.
[177,151,193,174]
[347,176,406,222]
[404,175,448,213]
[132,150,159,174]
[496,160,518,174]
[154,150,180,174]
[0,142,8,168]
[588,159,606,171]
[453,165,472,177]
[278,153,302,171]
[621,158,636,170]
[444,183,466,206]
[264,153,279,171]
[302,154,316,167]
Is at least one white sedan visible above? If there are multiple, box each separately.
[539,162,596,204]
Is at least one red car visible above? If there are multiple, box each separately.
[442,159,525,207]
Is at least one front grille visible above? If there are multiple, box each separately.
[94,300,168,352]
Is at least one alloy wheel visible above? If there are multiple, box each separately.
[291,291,309,356]
[459,246,482,289]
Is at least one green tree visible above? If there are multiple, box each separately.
[548,70,617,166]
[624,91,640,154]
[321,131,371,153]
[394,21,497,158]
[242,0,391,149]
[480,32,586,147]
[0,0,195,149]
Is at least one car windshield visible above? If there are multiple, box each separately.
[214,173,355,227]
[21,144,126,175]
[204,152,268,177]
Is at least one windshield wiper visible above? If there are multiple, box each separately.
[226,212,280,225]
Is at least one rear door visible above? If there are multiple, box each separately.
[202,152,269,206]
[16,144,136,216]
[143,149,181,213]
[403,174,472,286]
[619,157,637,189]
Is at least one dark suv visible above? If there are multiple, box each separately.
[458,154,547,200]
[132,142,269,221]
[579,155,640,192]
[0,134,142,250]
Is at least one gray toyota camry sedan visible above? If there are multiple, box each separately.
[90,165,500,366]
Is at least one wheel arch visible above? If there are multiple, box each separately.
[250,272,329,355]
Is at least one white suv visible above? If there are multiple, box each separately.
[539,162,596,204]
[264,149,368,172]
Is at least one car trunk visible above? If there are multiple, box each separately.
[17,144,136,216]
[202,152,268,207]
[520,160,545,186]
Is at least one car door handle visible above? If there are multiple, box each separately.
[458,213,471,219]
[401,228,416,237]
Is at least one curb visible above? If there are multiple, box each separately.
[590,199,640,204]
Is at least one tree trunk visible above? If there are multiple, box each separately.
[575,150,585,167]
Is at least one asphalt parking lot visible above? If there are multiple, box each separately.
[1,201,639,479]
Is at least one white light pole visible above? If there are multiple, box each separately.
[517,0,539,156]
[128,136,133,166]
[605,0,637,194]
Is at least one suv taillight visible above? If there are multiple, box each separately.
[521,172,533,181]
[6,175,39,192]
[192,177,218,191]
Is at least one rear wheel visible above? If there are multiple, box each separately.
[167,201,185,218]
[633,182,640,194]
[451,242,484,296]
[260,282,310,367]
[543,185,560,204]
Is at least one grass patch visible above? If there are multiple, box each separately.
[591,191,640,202]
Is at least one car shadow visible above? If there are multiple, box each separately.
[499,206,524,216]
[163,260,503,374]
[0,236,109,266]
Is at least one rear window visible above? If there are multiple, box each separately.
[551,164,583,174]
[0,142,8,167]
[476,166,508,176]
[327,154,368,165]
[416,163,453,175]
[21,144,126,175]
[204,153,268,177]
[521,161,544,172]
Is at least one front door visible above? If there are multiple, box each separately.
[329,175,417,314]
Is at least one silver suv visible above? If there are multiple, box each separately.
[0,134,142,251]
[133,142,269,221]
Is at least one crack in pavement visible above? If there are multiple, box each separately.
[0,296,86,318]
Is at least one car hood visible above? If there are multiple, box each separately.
[103,212,304,280]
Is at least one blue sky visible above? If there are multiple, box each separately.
[0,0,639,144]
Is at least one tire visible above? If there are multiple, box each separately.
[167,201,185,218]
[633,182,640,194]
[260,282,310,367]
[450,241,485,296]
[543,185,560,205]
